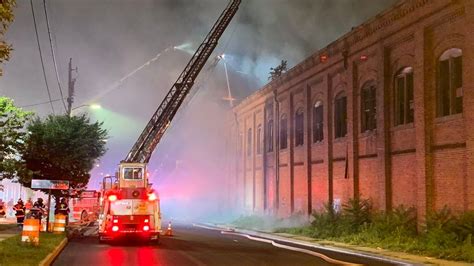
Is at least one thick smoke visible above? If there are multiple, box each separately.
[0,0,396,222]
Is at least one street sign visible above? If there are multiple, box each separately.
[31,179,70,190]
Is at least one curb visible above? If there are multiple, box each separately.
[198,223,416,266]
[39,237,68,266]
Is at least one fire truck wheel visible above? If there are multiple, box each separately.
[80,211,89,223]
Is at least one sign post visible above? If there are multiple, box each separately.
[31,179,70,232]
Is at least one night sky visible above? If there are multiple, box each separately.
[0,0,396,219]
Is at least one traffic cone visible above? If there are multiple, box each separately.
[165,221,173,236]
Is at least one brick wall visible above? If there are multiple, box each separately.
[229,0,474,222]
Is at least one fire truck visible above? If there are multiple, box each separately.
[71,190,100,223]
[97,0,241,243]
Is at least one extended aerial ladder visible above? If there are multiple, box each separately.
[98,0,240,242]
[118,0,241,188]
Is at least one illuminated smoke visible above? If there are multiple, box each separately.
[0,0,397,224]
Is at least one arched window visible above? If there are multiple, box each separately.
[280,115,288,149]
[361,82,377,132]
[295,108,304,146]
[313,101,324,142]
[438,48,463,116]
[256,124,262,155]
[247,128,252,156]
[394,67,414,125]
[267,119,274,152]
[334,92,347,138]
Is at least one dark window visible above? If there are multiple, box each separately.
[335,93,347,138]
[394,67,414,125]
[256,125,262,155]
[313,101,324,143]
[437,48,463,117]
[280,115,288,149]
[267,120,274,152]
[247,128,252,156]
[295,109,304,146]
[123,167,143,180]
[361,82,377,132]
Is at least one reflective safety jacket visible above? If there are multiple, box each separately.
[13,203,25,217]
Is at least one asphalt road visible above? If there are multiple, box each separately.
[53,223,404,266]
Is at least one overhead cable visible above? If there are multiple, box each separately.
[43,0,67,112]
[30,0,55,114]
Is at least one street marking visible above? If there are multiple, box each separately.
[194,224,414,266]
[221,230,361,266]
[193,224,360,265]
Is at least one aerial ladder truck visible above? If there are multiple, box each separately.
[98,0,241,243]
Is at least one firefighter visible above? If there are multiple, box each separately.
[25,198,33,210]
[13,199,25,227]
[30,198,47,221]
[0,200,6,218]
[24,198,33,217]
[55,198,70,224]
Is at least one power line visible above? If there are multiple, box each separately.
[30,0,55,114]
[20,98,65,108]
[43,0,67,112]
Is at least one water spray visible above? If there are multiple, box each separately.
[173,42,194,55]
[89,45,178,102]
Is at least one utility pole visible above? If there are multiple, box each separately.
[67,58,77,116]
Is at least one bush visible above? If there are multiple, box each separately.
[454,211,474,242]
[342,198,372,233]
[245,200,474,262]
[370,205,417,238]
[310,202,345,238]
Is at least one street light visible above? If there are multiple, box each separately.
[69,104,101,116]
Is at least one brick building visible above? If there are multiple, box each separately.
[227,0,474,221]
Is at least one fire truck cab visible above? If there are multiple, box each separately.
[98,163,161,243]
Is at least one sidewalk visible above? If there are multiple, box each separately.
[0,217,20,242]
[212,224,472,266]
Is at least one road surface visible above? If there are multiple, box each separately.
[53,223,404,266]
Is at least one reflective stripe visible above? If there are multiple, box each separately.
[21,235,39,242]
[56,219,66,223]
[22,225,39,231]
[54,227,65,231]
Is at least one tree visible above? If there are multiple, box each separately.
[0,97,33,179]
[268,60,288,81]
[0,0,16,76]
[20,114,108,201]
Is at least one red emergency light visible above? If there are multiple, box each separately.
[143,225,150,231]
[108,194,118,202]
[112,225,119,232]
